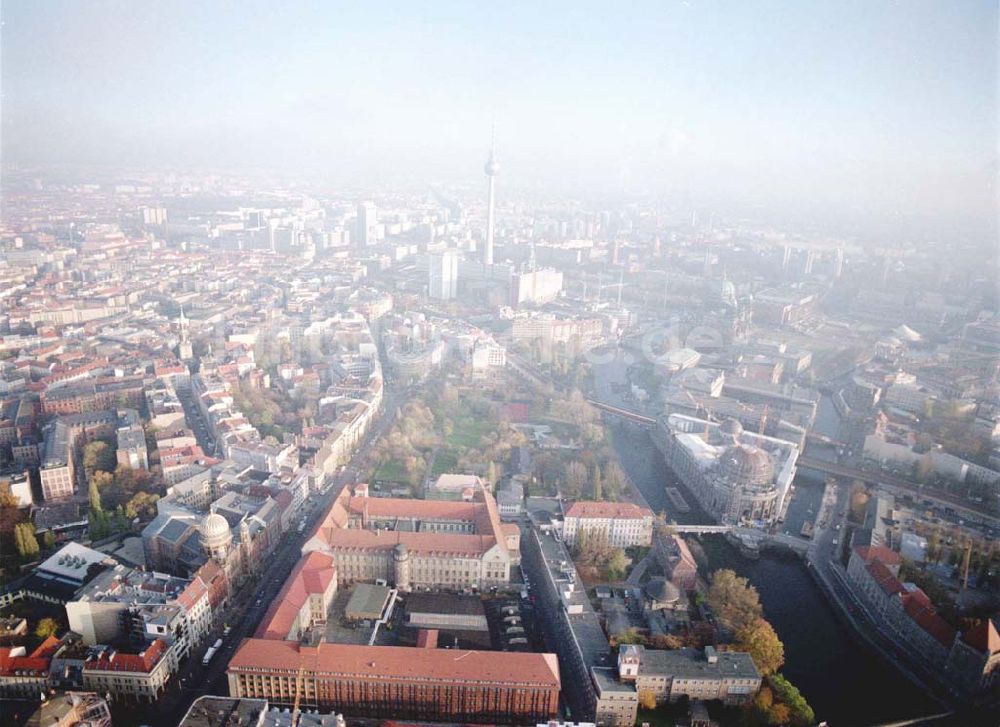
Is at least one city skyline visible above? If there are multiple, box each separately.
[1,1,996,234]
[0,3,997,726]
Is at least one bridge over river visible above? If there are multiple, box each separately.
[798,456,999,528]
[671,524,811,556]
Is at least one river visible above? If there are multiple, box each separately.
[594,357,938,726]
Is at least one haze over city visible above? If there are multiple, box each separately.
[0,3,997,727]
[3,1,997,235]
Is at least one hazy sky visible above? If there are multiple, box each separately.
[2,1,996,227]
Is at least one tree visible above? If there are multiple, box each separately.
[767,703,791,726]
[89,509,112,540]
[486,461,498,487]
[847,482,869,525]
[35,618,59,639]
[82,440,115,476]
[615,628,646,645]
[42,530,56,550]
[638,690,658,710]
[565,461,588,499]
[753,685,774,712]
[113,506,130,533]
[14,522,39,559]
[88,480,103,513]
[125,492,160,520]
[767,674,815,727]
[653,513,675,541]
[648,633,683,650]
[92,470,114,490]
[0,482,20,508]
[603,462,627,501]
[606,549,629,581]
[592,465,603,501]
[707,569,763,633]
[736,618,785,675]
[582,423,605,446]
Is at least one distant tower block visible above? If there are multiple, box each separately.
[178,307,193,361]
[803,249,815,276]
[781,245,792,271]
[833,247,844,278]
[356,201,376,248]
[483,128,499,266]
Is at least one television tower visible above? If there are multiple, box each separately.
[483,126,499,266]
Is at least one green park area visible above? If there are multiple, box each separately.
[430,449,459,477]
[444,415,493,448]
[373,459,409,484]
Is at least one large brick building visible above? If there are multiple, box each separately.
[846,546,957,667]
[302,484,519,590]
[40,378,145,416]
[226,639,559,724]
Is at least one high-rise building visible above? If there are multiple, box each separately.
[356,202,376,248]
[509,268,563,307]
[428,249,459,300]
[140,206,167,226]
[484,130,499,265]
[178,307,193,361]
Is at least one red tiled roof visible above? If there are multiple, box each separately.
[962,618,1000,655]
[565,501,652,520]
[196,559,225,585]
[0,651,50,677]
[854,545,901,566]
[0,636,61,678]
[176,575,209,611]
[867,560,905,597]
[84,639,168,674]
[228,640,560,689]
[320,528,496,557]
[416,629,439,649]
[30,635,62,659]
[347,494,478,521]
[901,592,956,648]
[255,552,336,640]
[308,486,506,558]
[673,534,696,568]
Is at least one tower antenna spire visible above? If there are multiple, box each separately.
[483,125,499,266]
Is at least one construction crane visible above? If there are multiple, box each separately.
[961,541,973,590]
[290,658,307,725]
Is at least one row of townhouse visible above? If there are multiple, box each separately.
[847,545,1000,696]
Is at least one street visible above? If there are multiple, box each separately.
[122,383,409,727]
